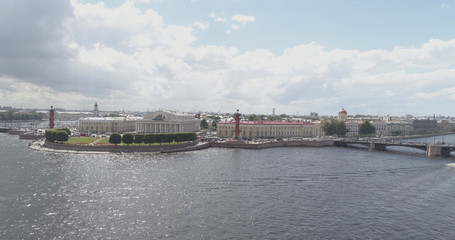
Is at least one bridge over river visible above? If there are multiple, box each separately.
[334,140,455,157]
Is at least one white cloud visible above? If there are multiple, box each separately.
[230,24,239,30]
[209,12,226,22]
[1,0,455,115]
[193,21,209,30]
[232,14,255,25]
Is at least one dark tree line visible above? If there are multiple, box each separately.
[246,114,287,121]
[321,119,347,137]
[109,132,197,145]
[359,120,376,136]
[45,128,71,143]
[0,110,46,121]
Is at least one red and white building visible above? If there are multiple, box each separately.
[217,120,323,139]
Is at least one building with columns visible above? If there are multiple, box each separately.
[78,116,141,134]
[217,120,323,139]
[135,110,200,134]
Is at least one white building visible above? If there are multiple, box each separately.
[217,120,322,139]
[345,121,360,138]
[136,110,200,134]
[78,116,142,134]
[372,121,412,137]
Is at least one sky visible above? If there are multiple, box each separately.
[1,0,455,116]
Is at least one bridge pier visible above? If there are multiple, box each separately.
[370,142,386,151]
[426,145,451,157]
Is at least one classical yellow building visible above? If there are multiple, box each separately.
[78,116,141,134]
[217,120,323,139]
[136,110,200,134]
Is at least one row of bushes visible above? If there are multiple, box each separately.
[109,132,197,145]
[45,128,72,142]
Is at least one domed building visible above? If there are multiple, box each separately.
[338,108,347,122]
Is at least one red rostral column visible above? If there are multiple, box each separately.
[49,106,55,129]
[234,109,241,140]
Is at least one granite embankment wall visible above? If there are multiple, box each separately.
[43,140,335,153]
[160,142,211,153]
[19,134,44,140]
[43,141,196,153]
[209,140,334,149]
[160,140,334,153]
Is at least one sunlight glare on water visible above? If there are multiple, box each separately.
[1,133,455,239]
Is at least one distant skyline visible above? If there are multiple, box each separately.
[1,0,455,116]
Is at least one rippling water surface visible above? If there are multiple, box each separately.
[1,133,455,239]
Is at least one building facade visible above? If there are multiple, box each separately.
[78,116,140,134]
[217,120,323,139]
[338,108,347,122]
[136,110,200,134]
[345,121,360,138]
[412,119,437,134]
[93,102,99,117]
[336,108,413,137]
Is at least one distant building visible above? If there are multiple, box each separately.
[338,108,347,122]
[93,102,100,117]
[136,110,201,134]
[437,120,455,132]
[336,108,412,137]
[217,120,322,139]
[386,121,413,136]
[345,121,360,138]
[412,119,437,134]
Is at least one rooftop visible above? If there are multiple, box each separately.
[79,116,143,121]
[219,120,312,125]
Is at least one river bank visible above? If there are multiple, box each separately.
[24,132,455,154]
[30,138,334,154]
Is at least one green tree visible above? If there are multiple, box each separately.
[134,134,144,144]
[6,110,14,121]
[268,115,283,121]
[156,134,165,145]
[56,130,69,143]
[200,118,209,129]
[321,119,347,137]
[174,133,185,143]
[109,133,122,145]
[187,132,197,141]
[144,134,156,145]
[359,120,376,136]
[164,134,174,144]
[45,129,57,142]
[209,115,221,130]
[57,128,71,136]
[122,133,134,145]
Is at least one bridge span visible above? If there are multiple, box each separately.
[334,140,455,157]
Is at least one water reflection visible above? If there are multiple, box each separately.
[2,134,455,239]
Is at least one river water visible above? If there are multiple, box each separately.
[1,133,455,239]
